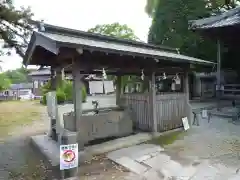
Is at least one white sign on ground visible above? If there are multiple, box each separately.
[60,144,78,170]
[182,117,190,131]
[202,109,208,119]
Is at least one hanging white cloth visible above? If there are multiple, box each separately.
[103,80,114,94]
[89,81,104,94]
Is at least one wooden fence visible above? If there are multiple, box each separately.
[222,84,240,99]
[120,93,189,132]
[0,95,17,101]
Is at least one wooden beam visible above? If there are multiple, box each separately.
[72,60,82,132]
[116,75,122,106]
[150,72,157,133]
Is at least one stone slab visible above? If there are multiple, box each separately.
[115,156,149,175]
[31,133,152,166]
[107,144,163,162]
[143,153,171,169]
[135,154,152,163]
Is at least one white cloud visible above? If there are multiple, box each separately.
[1,0,151,71]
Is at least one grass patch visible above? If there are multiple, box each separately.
[0,101,42,137]
[147,130,187,147]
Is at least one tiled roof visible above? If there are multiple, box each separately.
[24,23,215,67]
[10,83,33,90]
[28,68,50,76]
[189,6,240,30]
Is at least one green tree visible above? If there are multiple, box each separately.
[0,0,33,57]
[88,22,139,40]
[3,66,29,84]
[0,73,11,91]
[148,0,218,61]
[88,23,143,91]
[145,0,158,17]
[145,0,239,17]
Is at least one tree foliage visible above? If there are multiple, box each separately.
[0,73,11,91]
[88,23,142,90]
[0,0,33,57]
[3,66,29,84]
[41,80,87,105]
[145,0,240,17]
[88,22,139,40]
[145,0,158,17]
[148,0,219,61]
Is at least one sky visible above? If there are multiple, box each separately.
[1,0,152,72]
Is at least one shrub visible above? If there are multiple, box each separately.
[41,80,87,105]
[56,89,66,104]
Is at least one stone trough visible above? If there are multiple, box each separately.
[63,107,134,145]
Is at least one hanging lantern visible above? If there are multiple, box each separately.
[141,69,144,80]
[102,68,107,80]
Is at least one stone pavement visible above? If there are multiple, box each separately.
[107,144,240,180]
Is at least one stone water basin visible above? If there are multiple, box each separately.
[63,107,133,144]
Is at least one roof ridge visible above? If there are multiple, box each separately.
[190,5,240,28]
[42,23,178,53]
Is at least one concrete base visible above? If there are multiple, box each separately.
[30,133,153,167]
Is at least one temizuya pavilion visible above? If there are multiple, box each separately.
[24,23,214,159]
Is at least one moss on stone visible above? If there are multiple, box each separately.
[148,130,187,147]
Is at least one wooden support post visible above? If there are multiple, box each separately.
[184,71,189,101]
[49,67,57,140]
[216,39,222,110]
[116,75,122,106]
[184,71,193,125]
[60,60,81,179]
[72,63,82,132]
[56,67,64,88]
[149,72,157,134]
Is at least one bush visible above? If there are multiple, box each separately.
[41,80,87,105]
[56,89,66,104]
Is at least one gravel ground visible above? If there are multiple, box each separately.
[165,115,240,171]
[0,100,130,180]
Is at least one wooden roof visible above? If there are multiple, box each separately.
[190,7,240,30]
[189,6,240,42]
[24,23,214,74]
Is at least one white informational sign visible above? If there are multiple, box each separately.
[202,110,208,119]
[60,144,78,170]
[182,117,190,131]
[47,92,57,119]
